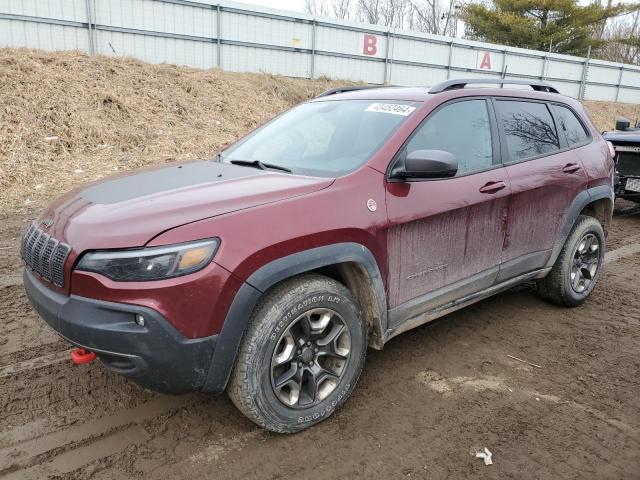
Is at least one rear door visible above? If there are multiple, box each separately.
[494,98,589,282]
[385,98,510,323]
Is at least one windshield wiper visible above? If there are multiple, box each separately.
[229,159,292,173]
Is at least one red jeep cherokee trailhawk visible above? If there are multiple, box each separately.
[22,79,614,432]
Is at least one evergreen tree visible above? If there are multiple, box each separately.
[462,0,639,56]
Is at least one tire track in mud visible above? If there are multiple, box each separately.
[0,284,63,366]
[0,273,21,289]
[0,395,200,478]
[0,360,156,436]
[605,240,640,264]
[0,349,73,379]
[2,428,150,480]
[415,371,640,439]
[0,341,67,369]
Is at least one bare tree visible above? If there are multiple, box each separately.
[314,0,462,37]
[332,0,352,19]
[596,0,615,40]
[355,0,382,24]
[380,0,410,28]
[304,0,330,16]
[408,0,459,36]
[598,10,640,64]
[355,0,413,28]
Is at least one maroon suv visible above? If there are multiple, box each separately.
[22,78,614,432]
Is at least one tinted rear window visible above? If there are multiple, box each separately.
[496,100,560,162]
[551,104,590,147]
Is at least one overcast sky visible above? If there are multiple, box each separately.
[232,0,467,36]
[237,0,306,13]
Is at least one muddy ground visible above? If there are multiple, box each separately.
[0,202,639,480]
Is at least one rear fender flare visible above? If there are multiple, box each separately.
[546,185,613,268]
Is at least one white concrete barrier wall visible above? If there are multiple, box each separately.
[1,0,639,103]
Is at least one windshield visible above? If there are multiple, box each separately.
[221,100,418,177]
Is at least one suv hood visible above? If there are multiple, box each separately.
[40,161,333,251]
[603,131,640,144]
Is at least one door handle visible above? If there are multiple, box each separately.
[562,163,581,174]
[479,181,507,194]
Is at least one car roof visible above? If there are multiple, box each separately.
[310,84,576,106]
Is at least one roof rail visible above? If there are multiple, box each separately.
[429,78,559,94]
[315,85,385,98]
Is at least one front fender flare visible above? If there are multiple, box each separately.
[202,242,387,393]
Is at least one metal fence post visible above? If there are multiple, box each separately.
[446,41,453,79]
[310,19,316,79]
[502,50,507,77]
[388,30,395,85]
[216,4,221,67]
[579,45,591,100]
[615,66,624,102]
[84,0,95,55]
[383,30,390,84]
[540,55,547,80]
[500,50,508,86]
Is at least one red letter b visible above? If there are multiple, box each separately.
[363,34,377,56]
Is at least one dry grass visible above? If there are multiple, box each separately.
[0,48,351,214]
[1,48,638,215]
[583,100,640,132]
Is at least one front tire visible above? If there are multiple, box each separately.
[228,274,367,433]
[537,215,605,307]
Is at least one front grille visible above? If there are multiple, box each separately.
[616,152,640,177]
[21,222,71,287]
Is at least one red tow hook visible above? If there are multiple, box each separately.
[71,348,96,365]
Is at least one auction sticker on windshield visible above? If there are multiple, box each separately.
[365,103,416,116]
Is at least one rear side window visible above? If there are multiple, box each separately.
[404,99,493,175]
[495,100,560,162]
[551,104,590,147]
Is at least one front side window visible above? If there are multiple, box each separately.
[496,100,560,162]
[402,99,493,175]
[551,104,590,147]
[222,100,417,177]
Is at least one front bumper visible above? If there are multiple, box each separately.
[24,269,217,394]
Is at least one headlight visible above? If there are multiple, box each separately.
[76,239,220,281]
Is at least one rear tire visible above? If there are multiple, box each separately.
[228,274,367,433]
[537,215,605,307]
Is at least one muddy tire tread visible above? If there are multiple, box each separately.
[227,273,366,433]
[537,215,605,307]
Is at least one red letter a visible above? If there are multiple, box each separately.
[479,51,492,69]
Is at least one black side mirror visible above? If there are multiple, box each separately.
[615,117,630,131]
[392,149,458,180]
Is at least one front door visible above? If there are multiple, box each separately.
[384,98,510,325]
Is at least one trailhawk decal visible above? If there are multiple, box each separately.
[365,103,416,116]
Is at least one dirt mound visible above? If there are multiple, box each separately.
[0,47,638,215]
[0,48,351,214]
[584,99,640,132]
